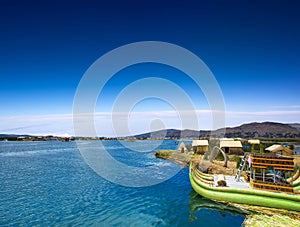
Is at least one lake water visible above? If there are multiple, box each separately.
[0,140,245,226]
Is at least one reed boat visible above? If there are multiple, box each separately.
[189,153,300,211]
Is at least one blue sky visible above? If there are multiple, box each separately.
[0,0,300,136]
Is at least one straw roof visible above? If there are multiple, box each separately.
[192,140,209,147]
[248,139,260,144]
[220,138,234,141]
[177,141,188,152]
[265,144,283,152]
[220,140,242,148]
[265,144,293,156]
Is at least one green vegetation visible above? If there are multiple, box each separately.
[155,150,193,166]
[227,155,242,169]
[224,199,300,227]
[242,209,300,227]
[290,144,295,150]
[154,150,175,159]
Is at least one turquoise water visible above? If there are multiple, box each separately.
[0,140,245,226]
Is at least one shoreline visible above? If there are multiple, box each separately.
[154,150,191,167]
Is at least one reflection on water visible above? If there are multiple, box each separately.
[188,190,245,222]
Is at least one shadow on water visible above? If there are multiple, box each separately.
[188,190,246,222]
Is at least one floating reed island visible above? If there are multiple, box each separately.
[156,139,300,212]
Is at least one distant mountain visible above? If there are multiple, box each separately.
[134,122,300,139]
[220,122,300,138]
[134,129,182,139]
[134,129,201,139]
[289,123,300,132]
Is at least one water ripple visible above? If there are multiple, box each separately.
[0,141,244,226]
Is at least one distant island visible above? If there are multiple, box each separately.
[1,122,300,141]
[0,134,73,142]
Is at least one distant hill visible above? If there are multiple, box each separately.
[134,122,300,139]
[134,129,182,139]
[289,123,300,132]
[220,122,300,138]
[134,129,208,139]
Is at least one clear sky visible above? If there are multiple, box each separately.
[0,0,300,136]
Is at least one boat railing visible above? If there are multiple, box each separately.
[250,178,294,193]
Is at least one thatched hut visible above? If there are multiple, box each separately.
[192,140,209,154]
[220,139,243,154]
[177,140,188,153]
[265,144,293,156]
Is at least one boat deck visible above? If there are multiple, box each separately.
[214,175,253,190]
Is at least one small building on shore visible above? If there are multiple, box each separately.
[177,140,188,153]
[220,139,243,154]
[248,139,261,152]
[192,140,209,154]
[265,144,293,156]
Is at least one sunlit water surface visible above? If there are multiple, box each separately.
[0,140,245,226]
